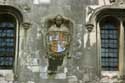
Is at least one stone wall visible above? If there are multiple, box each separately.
[0,0,105,83]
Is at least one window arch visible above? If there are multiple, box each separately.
[0,6,23,71]
[99,16,120,71]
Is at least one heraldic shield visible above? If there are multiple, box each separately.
[44,15,73,74]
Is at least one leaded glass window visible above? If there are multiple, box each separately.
[0,14,16,69]
[100,16,119,71]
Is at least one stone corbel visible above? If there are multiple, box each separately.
[85,23,94,33]
[22,22,32,45]
[22,22,32,30]
[85,23,94,48]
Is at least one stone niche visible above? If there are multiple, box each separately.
[43,15,73,79]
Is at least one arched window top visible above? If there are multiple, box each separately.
[0,5,23,24]
[99,16,120,29]
[0,14,16,22]
[0,14,16,28]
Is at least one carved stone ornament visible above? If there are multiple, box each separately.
[22,22,32,30]
[44,15,73,74]
[45,15,73,56]
[85,23,94,33]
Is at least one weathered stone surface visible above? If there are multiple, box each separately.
[0,0,125,83]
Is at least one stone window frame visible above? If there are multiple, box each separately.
[96,9,125,77]
[99,16,120,71]
[0,5,23,77]
[0,13,17,69]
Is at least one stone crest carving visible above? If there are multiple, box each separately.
[44,15,73,74]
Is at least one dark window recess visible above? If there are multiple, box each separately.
[100,17,119,71]
[0,14,16,69]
